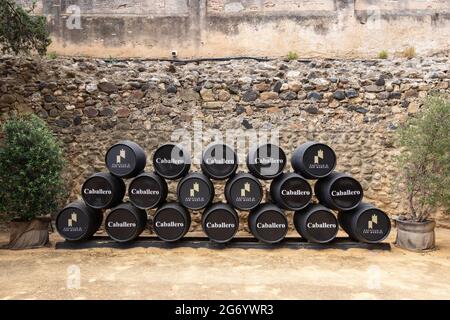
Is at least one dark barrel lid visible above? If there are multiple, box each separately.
[225,172,263,210]
[177,173,214,210]
[304,210,338,243]
[81,172,125,209]
[128,172,167,209]
[250,204,288,243]
[247,144,286,180]
[56,206,88,241]
[152,144,191,180]
[271,172,312,210]
[105,140,146,178]
[294,204,338,243]
[356,205,391,242]
[329,174,363,210]
[153,203,190,242]
[202,203,239,243]
[201,143,238,180]
[292,142,336,179]
[105,203,147,242]
[56,201,101,241]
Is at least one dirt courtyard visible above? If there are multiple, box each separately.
[1,228,449,300]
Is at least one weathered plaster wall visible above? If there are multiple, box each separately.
[15,0,450,58]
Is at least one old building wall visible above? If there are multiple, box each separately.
[14,0,450,58]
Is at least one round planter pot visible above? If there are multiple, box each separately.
[4,217,51,250]
[395,219,436,251]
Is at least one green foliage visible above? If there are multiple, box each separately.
[287,51,299,61]
[402,46,416,59]
[0,115,67,221]
[47,51,58,59]
[0,0,51,55]
[105,55,118,64]
[377,50,388,59]
[396,95,450,221]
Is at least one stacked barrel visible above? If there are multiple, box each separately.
[56,140,391,244]
[289,142,391,244]
[57,141,147,242]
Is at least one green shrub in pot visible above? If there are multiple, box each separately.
[395,94,450,250]
[0,114,67,249]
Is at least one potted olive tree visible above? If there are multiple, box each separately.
[395,95,450,251]
[0,115,66,249]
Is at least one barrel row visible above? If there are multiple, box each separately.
[79,170,366,213]
[57,201,390,244]
[103,140,337,181]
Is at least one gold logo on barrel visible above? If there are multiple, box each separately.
[314,149,324,164]
[116,149,126,164]
[368,214,378,229]
[68,212,77,227]
[190,182,200,197]
[241,182,251,197]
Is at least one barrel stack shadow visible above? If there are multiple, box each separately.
[55,140,391,248]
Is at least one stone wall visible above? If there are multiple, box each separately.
[0,55,449,232]
[15,0,450,58]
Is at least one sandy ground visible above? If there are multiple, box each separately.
[0,228,449,300]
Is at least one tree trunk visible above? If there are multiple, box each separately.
[407,191,417,220]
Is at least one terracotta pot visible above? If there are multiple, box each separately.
[395,219,435,251]
[3,217,51,250]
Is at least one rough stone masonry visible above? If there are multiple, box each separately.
[0,55,449,231]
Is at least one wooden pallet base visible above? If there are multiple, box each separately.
[55,236,391,250]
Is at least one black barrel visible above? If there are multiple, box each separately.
[246,144,286,180]
[270,172,312,210]
[152,144,191,180]
[202,203,239,243]
[314,171,363,211]
[128,172,168,209]
[225,172,263,210]
[248,204,288,243]
[105,203,148,242]
[291,141,336,179]
[201,143,238,180]
[294,204,339,243]
[105,140,146,178]
[338,203,391,243]
[56,201,103,241]
[81,172,125,209]
[177,172,215,210]
[153,203,191,242]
